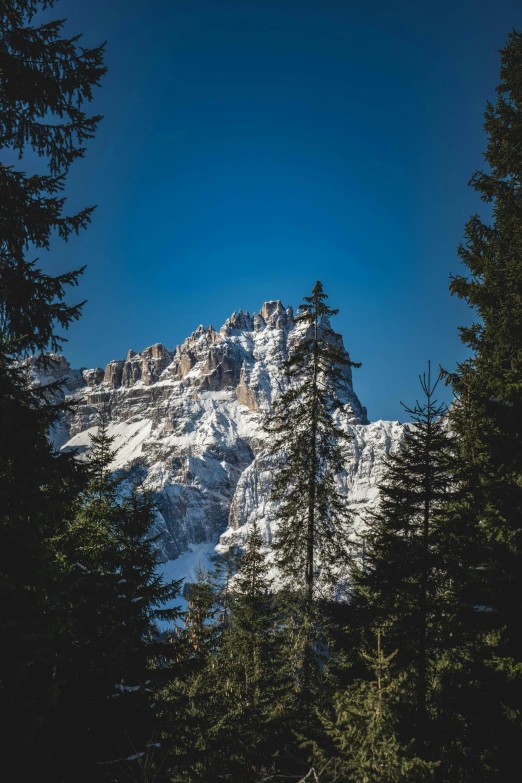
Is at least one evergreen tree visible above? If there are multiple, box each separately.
[443,28,522,779]
[210,543,241,632]
[0,0,106,354]
[266,281,359,689]
[352,365,456,758]
[228,519,276,710]
[160,565,221,782]
[0,344,86,773]
[311,634,435,783]
[52,412,182,781]
[161,525,296,783]
[0,1,106,773]
[212,520,295,781]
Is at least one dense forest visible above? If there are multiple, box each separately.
[1,2,522,781]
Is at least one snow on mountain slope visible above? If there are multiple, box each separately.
[219,419,404,550]
[29,300,405,573]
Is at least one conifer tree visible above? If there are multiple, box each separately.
[0,1,106,772]
[0,344,86,773]
[266,281,359,689]
[311,634,435,783]
[0,0,106,354]
[161,525,296,782]
[213,520,295,780]
[352,365,456,758]
[160,565,221,782]
[183,565,220,665]
[52,412,182,781]
[443,28,522,779]
[228,519,275,707]
[210,543,241,631]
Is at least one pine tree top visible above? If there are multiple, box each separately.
[0,0,107,354]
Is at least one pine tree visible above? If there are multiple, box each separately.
[160,565,221,782]
[443,28,522,779]
[0,1,106,772]
[311,634,436,783]
[228,519,275,709]
[210,543,241,632]
[52,412,182,781]
[352,365,456,758]
[160,525,296,783]
[0,0,106,354]
[0,343,86,773]
[213,520,295,781]
[266,281,359,690]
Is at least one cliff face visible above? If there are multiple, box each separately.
[30,300,404,565]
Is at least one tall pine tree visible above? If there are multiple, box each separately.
[352,365,456,760]
[0,1,106,773]
[444,28,522,780]
[0,0,106,354]
[266,281,360,692]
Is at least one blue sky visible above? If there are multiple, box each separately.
[35,0,522,421]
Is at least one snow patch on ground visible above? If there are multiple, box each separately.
[159,541,217,585]
[157,541,217,620]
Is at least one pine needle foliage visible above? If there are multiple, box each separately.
[0,343,86,774]
[213,520,295,780]
[0,2,106,774]
[311,634,436,783]
[210,543,241,631]
[228,519,275,706]
[266,280,360,609]
[352,365,456,755]
[52,411,182,782]
[161,525,296,782]
[442,28,522,779]
[160,566,221,782]
[0,0,107,354]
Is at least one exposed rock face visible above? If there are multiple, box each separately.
[83,367,105,386]
[104,359,126,388]
[29,300,404,567]
[221,420,404,549]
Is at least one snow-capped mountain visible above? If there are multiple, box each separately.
[30,300,404,570]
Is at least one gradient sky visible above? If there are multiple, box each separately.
[33,0,522,421]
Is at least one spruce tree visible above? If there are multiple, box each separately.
[210,543,241,632]
[228,519,276,711]
[266,281,359,690]
[161,525,296,783]
[0,1,106,772]
[352,365,456,758]
[443,28,522,779]
[0,344,86,773]
[52,413,182,781]
[0,0,106,353]
[212,520,295,781]
[160,565,221,782]
[311,634,435,783]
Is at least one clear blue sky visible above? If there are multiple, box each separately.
[38,0,522,421]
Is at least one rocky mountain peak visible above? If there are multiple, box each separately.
[220,309,252,335]
[256,300,294,331]
[219,301,295,336]
[33,298,403,574]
